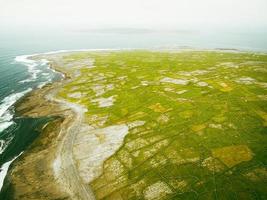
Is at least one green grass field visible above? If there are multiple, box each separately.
[58,50,267,200]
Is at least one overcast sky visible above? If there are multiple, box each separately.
[0,0,267,30]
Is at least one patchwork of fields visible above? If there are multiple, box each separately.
[57,50,267,200]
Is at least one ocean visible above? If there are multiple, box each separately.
[0,27,266,190]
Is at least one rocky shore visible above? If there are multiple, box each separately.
[0,53,89,199]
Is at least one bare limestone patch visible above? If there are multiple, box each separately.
[179,70,209,76]
[164,87,174,92]
[86,114,108,127]
[73,124,129,183]
[106,83,114,90]
[160,77,189,85]
[176,89,187,94]
[91,84,114,97]
[92,74,106,82]
[157,114,170,124]
[103,157,125,180]
[164,88,187,95]
[144,181,172,200]
[176,98,193,103]
[129,179,146,198]
[125,138,150,152]
[169,180,188,192]
[201,157,225,172]
[117,76,127,81]
[209,123,223,129]
[218,62,239,69]
[166,148,200,165]
[253,67,267,73]
[127,121,146,129]
[68,92,82,99]
[131,85,140,90]
[141,81,150,86]
[142,140,169,160]
[241,61,266,66]
[196,81,209,87]
[91,96,115,107]
[117,149,133,168]
[235,77,256,85]
[91,85,105,96]
[257,82,267,88]
[61,56,95,69]
[149,155,167,168]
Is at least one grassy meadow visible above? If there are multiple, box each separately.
[58,50,267,200]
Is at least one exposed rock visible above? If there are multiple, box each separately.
[160,77,189,85]
[144,181,172,200]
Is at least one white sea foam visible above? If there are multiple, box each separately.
[16,53,62,89]
[16,55,43,83]
[0,152,23,190]
[39,48,124,55]
[0,74,35,192]
[0,121,13,133]
[40,59,49,66]
[42,72,50,76]
[0,111,13,132]
[37,81,52,89]
[0,88,32,133]
[0,136,14,155]
[37,82,47,89]
[0,88,32,118]
[0,52,52,156]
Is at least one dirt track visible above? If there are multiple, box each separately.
[54,98,96,200]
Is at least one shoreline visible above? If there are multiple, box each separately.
[1,52,95,199]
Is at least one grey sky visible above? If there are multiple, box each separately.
[0,0,267,29]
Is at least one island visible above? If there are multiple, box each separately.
[1,50,267,200]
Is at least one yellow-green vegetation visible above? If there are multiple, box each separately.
[59,50,267,199]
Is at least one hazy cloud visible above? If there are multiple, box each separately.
[0,0,266,29]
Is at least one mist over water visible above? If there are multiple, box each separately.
[1,26,267,52]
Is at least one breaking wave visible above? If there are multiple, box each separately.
[0,152,23,189]
[0,88,32,133]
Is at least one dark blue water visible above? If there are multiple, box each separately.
[0,27,267,189]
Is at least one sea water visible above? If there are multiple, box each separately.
[0,27,266,191]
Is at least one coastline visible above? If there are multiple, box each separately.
[0,52,94,199]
